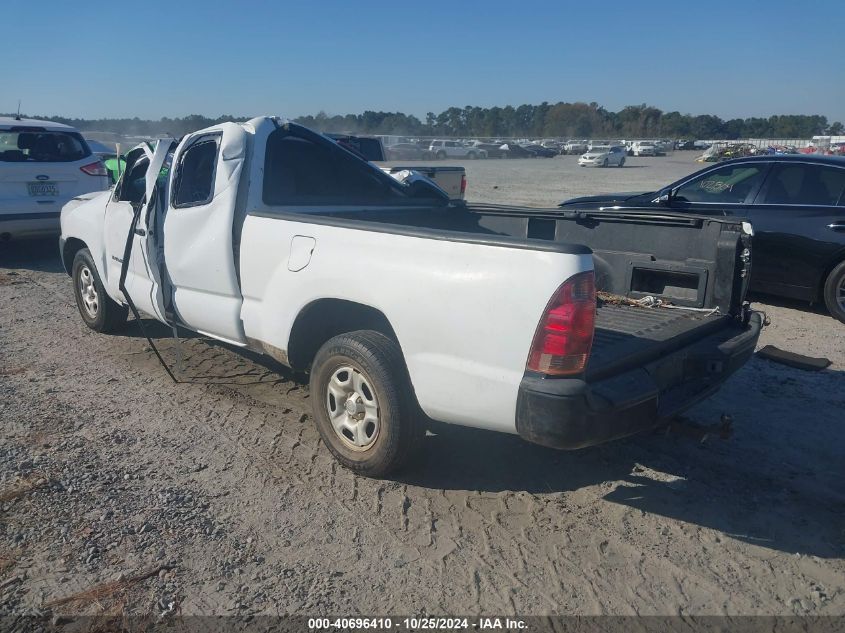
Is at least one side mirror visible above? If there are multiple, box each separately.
[657,190,672,205]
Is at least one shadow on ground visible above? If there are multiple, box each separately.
[100,307,845,561]
[402,399,844,558]
[749,291,831,317]
[0,237,65,274]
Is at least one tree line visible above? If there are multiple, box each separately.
[6,102,843,140]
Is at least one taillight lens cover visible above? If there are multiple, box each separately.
[80,161,108,177]
[460,174,467,195]
[526,271,596,376]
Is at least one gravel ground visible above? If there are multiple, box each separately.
[388,150,707,207]
[1,154,843,620]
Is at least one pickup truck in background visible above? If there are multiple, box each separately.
[381,165,466,201]
[60,116,762,477]
[328,133,466,201]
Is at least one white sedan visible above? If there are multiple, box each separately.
[578,145,626,167]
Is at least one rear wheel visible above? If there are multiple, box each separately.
[823,260,845,324]
[309,330,421,477]
[72,248,128,333]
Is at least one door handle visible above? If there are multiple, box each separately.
[828,222,845,232]
[133,228,146,237]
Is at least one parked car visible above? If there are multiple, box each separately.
[427,139,486,159]
[469,141,510,158]
[498,143,533,158]
[578,145,626,167]
[559,155,845,322]
[563,140,588,155]
[632,142,657,157]
[385,142,426,160]
[676,140,697,150]
[0,117,109,239]
[59,116,760,476]
[522,144,558,158]
[325,134,385,162]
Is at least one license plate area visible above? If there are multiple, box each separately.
[27,182,59,197]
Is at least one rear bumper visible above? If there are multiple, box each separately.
[0,211,61,239]
[515,311,763,449]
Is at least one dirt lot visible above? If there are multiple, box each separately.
[1,154,843,619]
[390,150,708,207]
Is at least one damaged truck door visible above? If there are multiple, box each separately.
[162,128,247,344]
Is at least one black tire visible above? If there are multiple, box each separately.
[72,248,128,333]
[436,151,447,160]
[822,260,845,324]
[309,330,421,477]
[602,158,608,167]
[619,157,625,167]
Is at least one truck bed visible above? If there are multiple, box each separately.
[279,203,751,383]
[587,303,728,381]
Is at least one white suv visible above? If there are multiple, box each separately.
[632,141,657,157]
[1,117,109,239]
[427,140,486,159]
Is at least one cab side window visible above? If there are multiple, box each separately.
[173,138,218,207]
[117,157,150,205]
[674,164,766,204]
[758,163,845,206]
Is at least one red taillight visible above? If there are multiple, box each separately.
[80,161,107,177]
[460,174,467,195]
[526,271,596,376]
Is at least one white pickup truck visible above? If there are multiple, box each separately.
[60,117,763,476]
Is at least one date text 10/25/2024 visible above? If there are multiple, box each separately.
[308,617,528,630]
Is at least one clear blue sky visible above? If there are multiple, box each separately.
[3,0,844,122]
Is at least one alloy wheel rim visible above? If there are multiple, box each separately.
[326,365,380,451]
[838,276,845,311]
[78,266,99,318]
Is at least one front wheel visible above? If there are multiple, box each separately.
[436,151,447,160]
[823,260,845,324]
[309,330,421,477]
[602,158,608,167]
[72,248,128,333]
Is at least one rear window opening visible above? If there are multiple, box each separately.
[630,267,702,303]
[0,130,91,162]
[263,132,403,206]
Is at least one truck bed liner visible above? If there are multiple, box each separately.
[587,304,727,380]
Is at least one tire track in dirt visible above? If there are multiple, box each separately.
[3,264,844,615]
[2,270,572,611]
